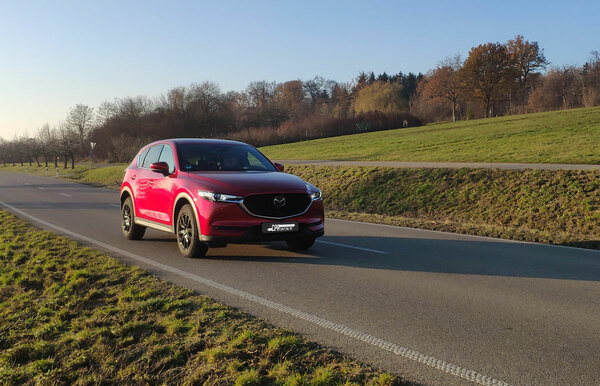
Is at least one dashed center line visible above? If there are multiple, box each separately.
[316,239,388,254]
[38,187,46,190]
[59,193,72,198]
[110,204,121,208]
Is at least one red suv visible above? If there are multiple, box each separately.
[120,139,324,257]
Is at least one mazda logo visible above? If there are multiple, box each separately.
[273,196,286,208]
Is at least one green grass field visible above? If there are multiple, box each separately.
[0,210,400,385]
[261,107,600,164]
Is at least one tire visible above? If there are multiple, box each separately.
[286,236,315,251]
[176,204,208,258]
[121,197,146,240]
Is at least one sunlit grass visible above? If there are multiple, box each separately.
[288,165,600,248]
[261,107,600,164]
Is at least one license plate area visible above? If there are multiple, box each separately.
[262,222,299,233]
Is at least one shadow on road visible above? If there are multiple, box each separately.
[210,235,600,282]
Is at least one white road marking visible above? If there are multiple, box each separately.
[0,198,510,386]
[110,204,121,208]
[59,193,72,198]
[316,239,388,254]
[38,187,45,190]
[25,183,30,185]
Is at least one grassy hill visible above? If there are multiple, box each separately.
[261,107,600,164]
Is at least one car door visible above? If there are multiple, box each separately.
[146,143,177,226]
[136,144,163,221]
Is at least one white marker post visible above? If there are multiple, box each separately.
[90,142,97,169]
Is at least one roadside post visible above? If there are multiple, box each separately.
[90,142,97,169]
[26,166,28,174]
[56,167,59,177]
[45,167,48,176]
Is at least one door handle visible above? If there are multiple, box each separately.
[131,174,136,180]
[149,180,154,185]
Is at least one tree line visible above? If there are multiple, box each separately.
[413,35,600,122]
[1,35,599,166]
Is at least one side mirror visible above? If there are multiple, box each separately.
[150,162,170,175]
[274,162,285,172]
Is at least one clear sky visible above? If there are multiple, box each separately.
[1,0,598,139]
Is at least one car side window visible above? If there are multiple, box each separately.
[141,145,163,169]
[137,148,150,167]
[158,144,175,173]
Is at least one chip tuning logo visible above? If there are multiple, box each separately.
[266,223,296,232]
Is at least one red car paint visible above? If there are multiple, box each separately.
[120,139,324,256]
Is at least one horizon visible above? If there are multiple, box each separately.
[1,0,599,139]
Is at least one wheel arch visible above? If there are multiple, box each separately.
[173,192,202,235]
[120,186,135,212]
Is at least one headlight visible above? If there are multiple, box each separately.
[198,190,243,203]
[310,189,322,201]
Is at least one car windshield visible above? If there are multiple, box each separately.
[176,142,277,172]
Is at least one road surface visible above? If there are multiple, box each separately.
[1,172,599,385]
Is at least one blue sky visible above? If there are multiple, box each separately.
[0,0,598,139]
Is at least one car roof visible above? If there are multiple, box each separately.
[145,138,248,148]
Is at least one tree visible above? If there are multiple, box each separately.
[66,104,95,155]
[422,55,463,122]
[37,123,57,167]
[0,138,7,166]
[462,42,512,117]
[506,35,548,111]
[57,122,78,169]
[527,66,582,111]
[582,51,600,107]
[506,35,548,89]
[353,81,407,114]
[275,80,306,121]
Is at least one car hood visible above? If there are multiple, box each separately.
[183,171,309,196]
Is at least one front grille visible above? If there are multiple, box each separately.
[242,193,311,219]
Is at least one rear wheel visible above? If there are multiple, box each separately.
[286,236,315,251]
[121,197,146,240]
[176,204,208,258]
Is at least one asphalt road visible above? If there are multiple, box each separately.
[1,172,599,385]
[275,159,600,170]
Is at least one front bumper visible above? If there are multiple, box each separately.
[196,198,325,244]
[200,221,324,243]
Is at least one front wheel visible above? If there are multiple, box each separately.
[176,204,208,258]
[121,197,146,240]
[286,236,315,251]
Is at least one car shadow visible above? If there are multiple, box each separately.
[210,235,600,282]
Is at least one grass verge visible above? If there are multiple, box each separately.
[261,106,600,164]
[0,210,402,385]
[287,165,600,248]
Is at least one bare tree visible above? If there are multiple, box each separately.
[37,123,57,167]
[582,51,600,107]
[57,122,78,169]
[66,104,95,156]
[96,101,118,127]
[0,138,7,166]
